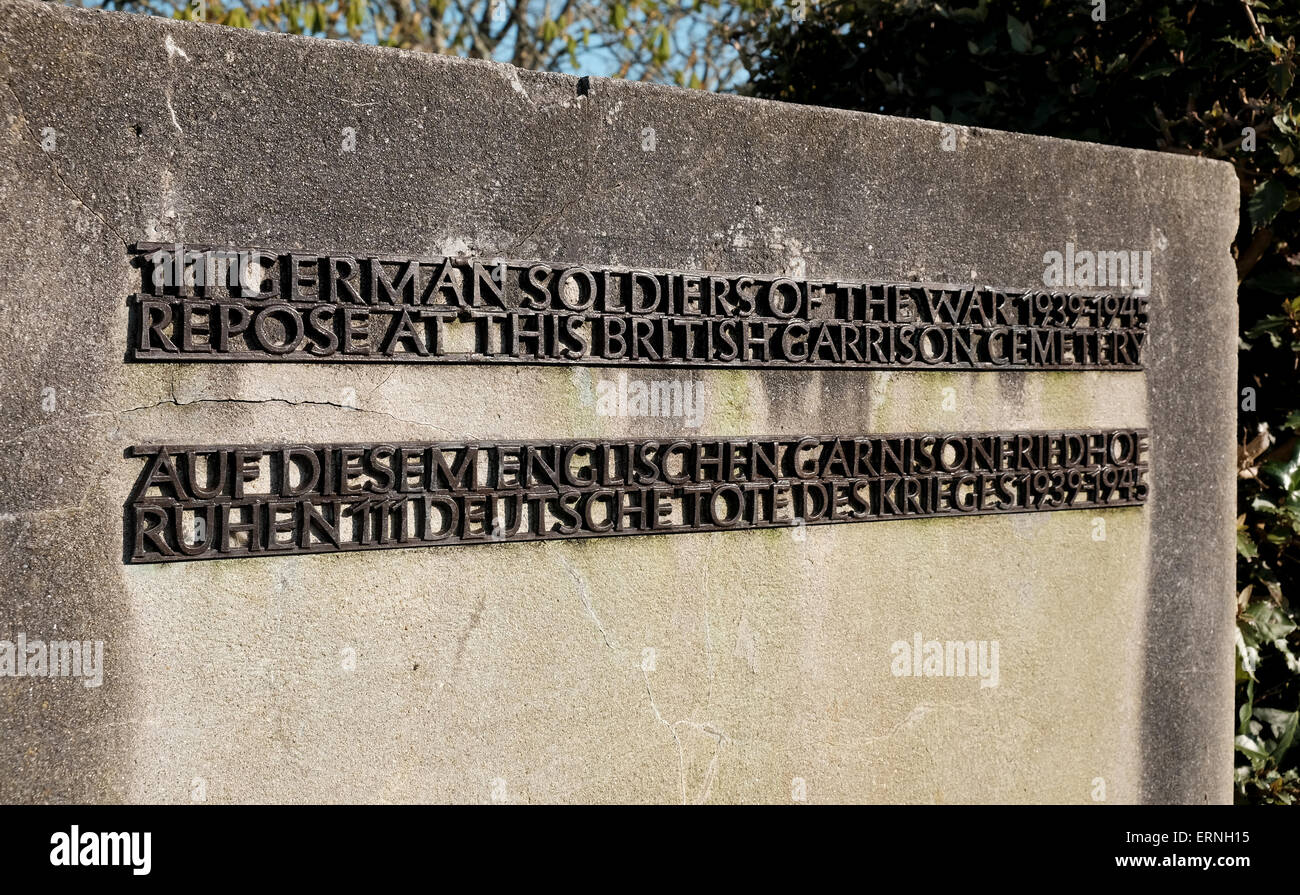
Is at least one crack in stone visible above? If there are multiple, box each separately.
[641,669,730,805]
[557,556,614,649]
[842,701,989,753]
[549,554,731,803]
[0,67,130,249]
[686,721,727,804]
[505,92,625,255]
[118,395,462,436]
[641,670,688,804]
[368,368,397,397]
[164,90,183,135]
[552,557,731,803]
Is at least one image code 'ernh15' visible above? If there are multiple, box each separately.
[127,244,1150,370]
[127,430,1150,563]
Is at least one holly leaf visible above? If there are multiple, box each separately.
[1249,179,1286,228]
[1239,530,1260,558]
[1270,62,1294,98]
[1270,711,1299,764]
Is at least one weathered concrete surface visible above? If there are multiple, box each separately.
[0,0,1236,803]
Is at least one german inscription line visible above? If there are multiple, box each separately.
[128,244,1149,370]
[127,430,1149,563]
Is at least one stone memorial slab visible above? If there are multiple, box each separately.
[0,0,1236,803]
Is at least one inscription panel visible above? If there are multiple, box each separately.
[128,244,1149,370]
[127,429,1149,563]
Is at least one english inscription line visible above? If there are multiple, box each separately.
[126,430,1150,563]
[127,244,1149,370]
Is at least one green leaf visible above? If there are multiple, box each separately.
[1245,315,1290,340]
[1136,64,1177,80]
[949,0,989,24]
[1242,268,1300,294]
[1160,22,1188,49]
[1260,440,1300,491]
[1271,62,1295,98]
[308,1,325,33]
[1270,711,1299,764]
[1242,600,1299,643]
[1239,679,1256,735]
[1236,734,1271,768]
[651,24,670,65]
[1249,179,1287,228]
[1252,496,1279,513]
[1255,706,1296,736]
[1218,36,1253,51]
[1238,626,1261,681]
[1006,14,1031,54]
[1238,530,1260,558]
